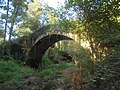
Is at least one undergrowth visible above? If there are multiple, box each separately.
[39,63,75,79]
[0,59,34,89]
[86,49,120,90]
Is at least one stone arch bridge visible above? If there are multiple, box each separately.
[26,25,80,68]
[21,25,80,68]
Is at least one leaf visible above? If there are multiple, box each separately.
[1,14,7,19]
[3,6,8,10]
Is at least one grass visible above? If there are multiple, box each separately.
[39,63,75,79]
[0,58,75,89]
[0,59,34,89]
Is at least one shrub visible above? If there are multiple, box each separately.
[0,59,34,89]
[87,49,120,90]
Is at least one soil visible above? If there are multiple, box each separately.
[22,72,74,90]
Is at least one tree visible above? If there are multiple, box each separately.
[8,0,29,41]
[0,0,29,57]
[14,0,44,38]
[0,25,4,43]
[0,0,10,57]
[66,0,120,62]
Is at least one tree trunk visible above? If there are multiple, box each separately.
[2,0,9,58]
[8,4,19,55]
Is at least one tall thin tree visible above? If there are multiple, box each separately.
[2,0,9,58]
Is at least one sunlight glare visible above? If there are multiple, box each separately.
[43,0,65,8]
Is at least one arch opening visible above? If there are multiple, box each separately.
[27,34,74,68]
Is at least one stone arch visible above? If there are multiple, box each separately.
[27,34,74,68]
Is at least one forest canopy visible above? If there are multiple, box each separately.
[0,0,120,90]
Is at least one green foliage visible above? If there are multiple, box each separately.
[43,44,71,65]
[0,59,34,89]
[15,27,32,37]
[59,41,94,76]
[87,49,120,90]
[42,52,53,66]
[48,11,59,24]
[40,81,53,90]
[66,0,120,61]
[15,0,42,34]
[39,63,75,79]
[42,40,94,78]
[0,0,120,89]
